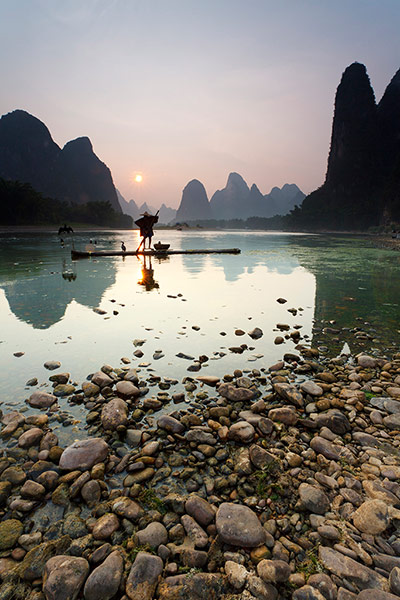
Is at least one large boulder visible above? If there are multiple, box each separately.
[43,555,89,600]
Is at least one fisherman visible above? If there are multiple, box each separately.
[135,210,159,252]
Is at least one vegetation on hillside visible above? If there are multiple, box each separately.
[0,178,132,228]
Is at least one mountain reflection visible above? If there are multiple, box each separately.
[1,256,117,329]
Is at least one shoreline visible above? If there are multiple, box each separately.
[1,340,400,599]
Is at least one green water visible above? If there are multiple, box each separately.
[0,230,399,417]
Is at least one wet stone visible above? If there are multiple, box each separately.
[216,502,266,548]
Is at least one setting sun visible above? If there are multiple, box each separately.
[134,174,143,183]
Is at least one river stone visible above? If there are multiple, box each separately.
[248,327,263,339]
[126,551,163,600]
[157,415,185,434]
[185,495,215,527]
[82,381,100,397]
[225,560,248,589]
[28,391,57,408]
[43,555,89,600]
[116,380,140,398]
[228,421,255,443]
[268,407,298,425]
[216,502,266,548]
[257,559,291,583]
[136,522,168,549]
[59,438,108,471]
[44,360,61,370]
[181,515,208,548]
[196,376,220,386]
[92,513,119,540]
[310,437,341,461]
[389,567,400,596]
[319,546,389,591]
[186,429,216,445]
[315,409,351,435]
[158,573,228,600]
[91,371,114,388]
[383,414,400,430]
[357,355,377,368]
[0,519,24,550]
[300,381,324,397]
[17,535,71,581]
[83,550,123,600]
[299,483,330,514]
[101,397,128,430]
[249,444,276,469]
[293,585,326,600]
[388,387,400,399]
[273,382,304,407]
[218,383,255,402]
[247,575,278,600]
[81,480,101,505]
[352,431,381,448]
[363,480,399,505]
[18,427,44,448]
[20,479,46,499]
[352,500,390,534]
[112,496,142,521]
[358,591,400,600]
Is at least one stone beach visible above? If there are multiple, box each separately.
[1,331,400,599]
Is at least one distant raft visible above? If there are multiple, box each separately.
[71,248,241,259]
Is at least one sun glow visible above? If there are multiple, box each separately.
[134,174,143,183]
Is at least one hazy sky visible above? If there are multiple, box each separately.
[1,0,399,209]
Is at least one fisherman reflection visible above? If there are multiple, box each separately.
[137,256,159,291]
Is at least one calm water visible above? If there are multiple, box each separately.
[0,230,399,411]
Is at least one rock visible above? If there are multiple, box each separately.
[0,519,24,550]
[257,559,291,583]
[293,585,327,600]
[185,495,215,527]
[216,502,266,548]
[20,479,46,499]
[157,415,185,434]
[315,410,351,435]
[81,480,101,505]
[383,414,400,430]
[225,560,248,589]
[357,591,399,600]
[116,380,140,398]
[299,483,330,515]
[273,382,304,407]
[181,515,208,548]
[43,555,89,600]
[158,573,228,600]
[228,421,255,443]
[307,574,337,600]
[44,360,61,370]
[17,535,71,581]
[300,381,324,397]
[218,382,255,402]
[249,445,276,469]
[186,429,216,445]
[101,398,128,430]
[352,500,390,535]
[83,550,123,600]
[389,567,400,596]
[136,522,168,549]
[196,376,220,386]
[126,551,163,600]
[112,496,142,521]
[319,546,389,591]
[248,327,263,339]
[247,574,278,600]
[357,355,377,368]
[92,513,119,540]
[28,391,57,408]
[268,407,298,425]
[18,427,44,448]
[310,437,342,461]
[91,371,114,388]
[59,438,108,471]
[82,381,100,397]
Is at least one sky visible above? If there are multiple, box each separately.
[1,0,400,209]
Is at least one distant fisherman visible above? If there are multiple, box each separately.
[135,211,159,252]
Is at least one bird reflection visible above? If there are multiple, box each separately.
[137,256,159,291]
[61,259,77,281]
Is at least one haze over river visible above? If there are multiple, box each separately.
[1,230,399,414]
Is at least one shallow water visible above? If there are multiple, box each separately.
[0,230,399,414]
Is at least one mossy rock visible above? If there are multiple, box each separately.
[0,519,24,550]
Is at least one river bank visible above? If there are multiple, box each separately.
[1,335,400,600]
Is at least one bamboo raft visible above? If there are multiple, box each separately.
[71,248,241,259]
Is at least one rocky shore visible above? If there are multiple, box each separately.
[1,344,400,600]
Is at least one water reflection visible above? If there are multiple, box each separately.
[137,256,159,292]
